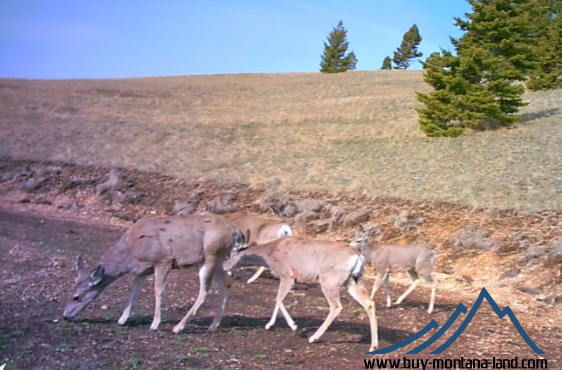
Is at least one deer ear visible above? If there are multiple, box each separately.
[75,255,85,275]
[367,227,375,238]
[245,228,251,244]
[279,204,287,217]
[269,205,278,216]
[355,224,364,237]
[203,203,211,214]
[89,264,105,287]
[234,230,243,245]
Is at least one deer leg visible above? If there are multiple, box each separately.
[172,264,214,334]
[395,269,420,306]
[118,275,146,326]
[247,266,267,284]
[309,281,343,344]
[346,278,378,352]
[428,282,436,314]
[224,269,234,289]
[149,264,172,331]
[266,304,281,331]
[370,271,387,300]
[421,272,437,314]
[266,277,297,331]
[384,272,392,307]
[208,266,229,332]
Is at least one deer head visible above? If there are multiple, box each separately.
[233,228,251,252]
[350,224,377,253]
[63,256,107,320]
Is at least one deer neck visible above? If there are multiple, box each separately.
[99,245,137,282]
[241,241,276,261]
[360,241,382,259]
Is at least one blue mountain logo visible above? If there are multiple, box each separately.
[366,287,544,355]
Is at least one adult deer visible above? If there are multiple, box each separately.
[350,225,436,314]
[228,235,378,351]
[202,204,292,283]
[63,214,249,334]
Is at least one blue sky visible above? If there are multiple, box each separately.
[0,0,472,79]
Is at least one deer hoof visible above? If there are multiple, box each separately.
[172,325,184,334]
[265,323,274,330]
[308,336,318,344]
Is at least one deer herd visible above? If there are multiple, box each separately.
[63,201,437,353]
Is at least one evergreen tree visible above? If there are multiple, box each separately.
[416,0,537,137]
[392,24,423,69]
[543,0,562,15]
[415,52,465,137]
[320,21,358,73]
[527,0,562,90]
[381,56,392,70]
[452,0,538,77]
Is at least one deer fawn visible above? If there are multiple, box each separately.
[350,225,436,314]
[202,204,292,283]
[228,235,378,352]
[63,214,249,334]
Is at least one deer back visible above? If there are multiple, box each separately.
[237,236,362,284]
[225,213,289,244]
[370,243,434,273]
[128,214,241,268]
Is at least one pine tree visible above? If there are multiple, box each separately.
[452,0,537,77]
[320,21,357,73]
[416,0,537,137]
[415,52,465,137]
[542,0,562,15]
[527,0,562,90]
[392,24,423,69]
[381,56,392,70]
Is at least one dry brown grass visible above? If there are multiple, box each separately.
[1,70,561,213]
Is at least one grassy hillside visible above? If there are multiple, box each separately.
[1,70,561,212]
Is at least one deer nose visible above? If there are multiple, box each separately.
[62,309,76,320]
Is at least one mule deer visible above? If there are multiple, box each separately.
[63,214,249,334]
[228,236,378,351]
[350,225,436,313]
[202,204,292,283]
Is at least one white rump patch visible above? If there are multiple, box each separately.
[277,224,293,238]
[347,254,365,278]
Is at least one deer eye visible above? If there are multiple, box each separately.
[73,295,80,301]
